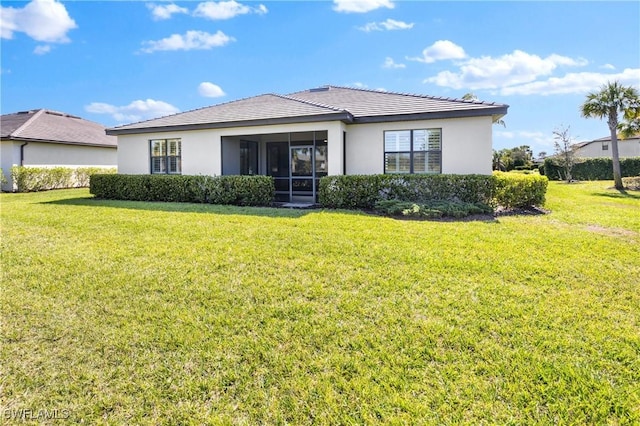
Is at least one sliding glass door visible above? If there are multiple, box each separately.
[266,132,327,202]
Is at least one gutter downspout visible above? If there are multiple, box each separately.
[20,142,28,166]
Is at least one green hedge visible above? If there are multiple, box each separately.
[10,166,116,192]
[319,173,548,210]
[90,173,547,210]
[319,174,496,209]
[543,157,640,181]
[0,168,8,187]
[90,174,275,206]
[492,171,548,208]
[374,199,494,219]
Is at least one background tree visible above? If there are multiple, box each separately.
[492,146,534,171]
[552,125,577,182]
[581,81,640,189]
[492,150,506,171]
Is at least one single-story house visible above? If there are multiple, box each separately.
[107,86,508,202]
[574,134,640,159]
[1,109,117,191]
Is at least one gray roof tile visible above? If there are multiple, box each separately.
[289,85,507,118]
[1,109,116,147]
[107,86,508,135]
[108,94,350,133]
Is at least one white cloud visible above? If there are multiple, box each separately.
[146,3,188,20]
[333,0,394,13]
[198,82,226,98]
[425,50,589,90]
[600,63,616,70]
[358,18,413,32]
[1,0,77,43]
[495,130,555,148]
[407,40,466,63]
[500,68,640,96]
[193,1,267,20]
[383,57,405,69]
[140,30,235,53]
[85,99,180,123]
[33,44,51,55]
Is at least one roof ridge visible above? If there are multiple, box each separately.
[11,109,44,137]
[274,93,346,112]
[326,85,500,106]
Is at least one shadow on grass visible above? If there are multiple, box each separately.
[591,190,640,200]
[41,196,345,219]
[42,196,506,223]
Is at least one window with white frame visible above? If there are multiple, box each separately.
[150,139,181,174]
[602,142,609,151]
[384,129,441,174]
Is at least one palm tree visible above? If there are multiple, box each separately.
[581,81,640,189]
[463,92,506,127]
[618,107,640,139]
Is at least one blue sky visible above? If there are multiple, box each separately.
[1,0,639,156]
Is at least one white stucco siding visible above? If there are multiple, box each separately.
[116,120,346,176]
[575,139,640,159]
[1,140,117,190]
[0,141,21,189]
[344,115,493,175]
[21,142,116,167]
[1,140,116,169]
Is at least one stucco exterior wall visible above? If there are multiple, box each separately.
[574,139,640,159]
[0,140,117,191]
[344,116,493,175]
[21,142,116,167]
[117,120,346,176]
[0,141,21,189]
[116,115,494,177]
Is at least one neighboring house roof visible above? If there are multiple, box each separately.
[576,133,640,149]
[1,109,117,147]
[107,85,509,135]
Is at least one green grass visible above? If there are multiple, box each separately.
[1,182,639,425]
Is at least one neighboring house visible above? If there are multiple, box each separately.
[107,86,508,202]
[574,134,640,159]
[1,109,117,191]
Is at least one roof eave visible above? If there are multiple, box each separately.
[351,106,509,124]
[1,136,117,148]
[106,112,354,136]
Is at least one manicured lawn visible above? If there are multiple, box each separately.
[1,182,639,424]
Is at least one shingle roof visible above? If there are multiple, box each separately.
[107,94,350,134]
[593,133,640,142]
[288,85,507,119]
[107,86,508,135]
[577,133,640,147]
[1,109,116,147]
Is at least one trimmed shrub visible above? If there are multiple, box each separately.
[74,167,117,187]
[543,157,640,181]
[374,199,493,219]
[90,174,275,206]
[622,176,640,190]
[0,168,7,187]
[10,166,116,192]
[319,173,548,211]
[492,171,548,208]
[319,174,496,209]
